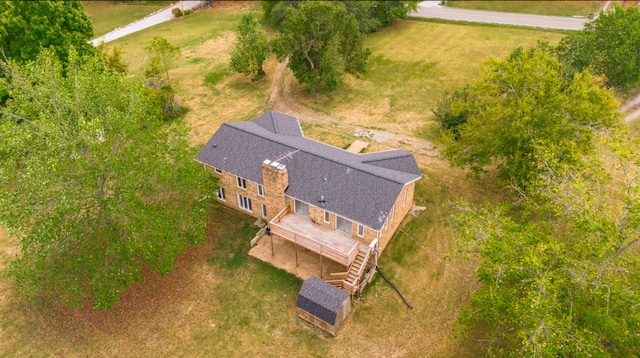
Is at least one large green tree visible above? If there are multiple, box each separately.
[262,1,419,33]
[439,46,620,192]
[556,4,640,89]
[0,48,213,309]
[0,0,94,63]
[229,11,270,81]
[272,1,370,94]
[454,165,640,356]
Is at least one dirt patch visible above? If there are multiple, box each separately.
[249,235,345,280]
[266,61,441,168]
[182,33,235,64]
[0,211,228,357]
[210,1,258,11]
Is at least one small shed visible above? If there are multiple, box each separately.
[296,276,351,336]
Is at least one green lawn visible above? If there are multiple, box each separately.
[0,178,497,357]
[447,1,600,17]
[84,1,174,37]
[101,9,564,146]
[0,7,576,358]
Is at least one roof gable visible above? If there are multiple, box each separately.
[253,111,304,137]
[195,112,422,230]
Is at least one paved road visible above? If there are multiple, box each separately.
[90,1,203,46]
[412,2,589,30]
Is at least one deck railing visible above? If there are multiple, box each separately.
[270,206,359,267]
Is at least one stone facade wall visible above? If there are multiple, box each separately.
[289,197,396,250]
[378,181,416,251]
[207,166,276,222]
[261,160,289,221]
[206,163,417,254]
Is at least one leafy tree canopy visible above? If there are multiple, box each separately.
[143,37,182,118]
[272,1,370,94]
[229,11,270,81]
[262,0,418,33]
[439,46,620,192]
[0,48,213,309]
[556,4,640,89]
[97,43,128,75]
[0,0,94,63]
[144,36,180,81]
[454,163,640,356]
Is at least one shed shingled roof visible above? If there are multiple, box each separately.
[297,276,349,325]
[195,112,421,231]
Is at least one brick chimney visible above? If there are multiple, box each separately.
[262,159,289,220]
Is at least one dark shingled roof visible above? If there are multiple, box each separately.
[195,111,421,231]
[297,276,349,325]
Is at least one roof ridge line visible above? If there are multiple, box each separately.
[227,122,414,185]
[270,111,280,134]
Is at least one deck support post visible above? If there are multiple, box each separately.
[295,244,298,267]
[270,234,274,257]
[320,255,323,278]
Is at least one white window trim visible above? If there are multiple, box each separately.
[217,187,226,201]
[324,210,330,223]
[357,224,364,237]
[402,189,407,207]
[257,184,264,197]
[261,204,267,218]
[236,176,247,190]
[237,194,252,212]
[390,206,395,222]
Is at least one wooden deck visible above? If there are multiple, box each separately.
[270,207,360,267]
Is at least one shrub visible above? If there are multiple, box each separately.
[172,7,182,18]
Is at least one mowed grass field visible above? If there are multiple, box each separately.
[0,7,571,358]
[447,1,601,17]
[104,9,565,148]
[84,1,174,37]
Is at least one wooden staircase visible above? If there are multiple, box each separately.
[327,243,375,296]
[345,246,368,287]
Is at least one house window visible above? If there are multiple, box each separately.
[261,204,267,218]
[238,194,252,212]
[257,184,264,197]
[214,167,222,174]
[294,199,309,217]
[336,216,353,235]
[357,224,364,237]
[236,176,247,189]
[216,187,226,201]
[390,206,395,222]
[402,189,407,207]
[324,210,330,223]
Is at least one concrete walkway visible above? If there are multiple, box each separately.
[90,1,203,46]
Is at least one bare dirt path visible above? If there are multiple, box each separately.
[266,61,440,168]
[622,93,640,123]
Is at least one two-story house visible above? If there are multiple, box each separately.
[196,112,421,295]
